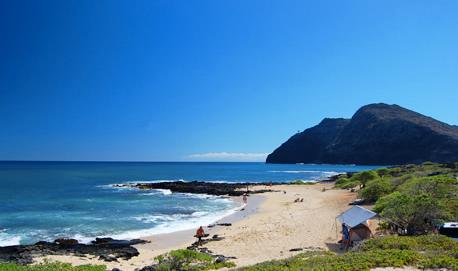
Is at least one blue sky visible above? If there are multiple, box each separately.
[1,0,457,161]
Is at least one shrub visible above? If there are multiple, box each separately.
[375,192,449,235]
[376,168,390,177]
[357,171,380,187]
[359,178,393,203]
[359,234,458,252]
[335,177,360,189]
[350,164,458,235]
[399,176,458,199]
[289,180,316,185]
[153,249,235,271]
[419,256,458,270]
[390,174,414,187]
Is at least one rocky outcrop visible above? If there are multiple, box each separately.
[267,103,458,165]
[0,238,147,265]
[265,118,350,164]
[118,181,277,196]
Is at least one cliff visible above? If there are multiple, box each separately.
[266,103,458,165]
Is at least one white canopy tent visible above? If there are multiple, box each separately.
[336,205,378,248]
[336,205,377,228]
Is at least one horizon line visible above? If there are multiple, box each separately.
[0,160,266,163]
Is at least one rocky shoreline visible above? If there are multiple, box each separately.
[0,238,148,265]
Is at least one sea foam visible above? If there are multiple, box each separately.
[0,230,21,246]
[106,204,242,240]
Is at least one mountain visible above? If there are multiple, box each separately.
[266,103,458,165]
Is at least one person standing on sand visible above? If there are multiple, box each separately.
[341,223,350,250]
[242,193,248,205]
[196,226,205,244]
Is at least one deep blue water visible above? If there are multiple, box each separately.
[0,162,378,246]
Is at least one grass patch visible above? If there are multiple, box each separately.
[289,180,316,185]
[237,235,458,271]
[153,249,235,270]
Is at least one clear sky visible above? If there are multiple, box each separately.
[1,0,457,161]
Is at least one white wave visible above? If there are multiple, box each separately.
[98,179,188,190]
[322,171,344,175]
[132,213,189,223]
[102,179,247,189]
[176,193,234,205]
[97,184,137,191]
[269,170,315,173]
[4,199,243,245]
[0,230,21,246]
[178,193,214,200]
[269,170,344,175]
[71,234,95,244]
[199,180,236,183]
[191,211,209,217]
[108,204,243,240]
[131,179,188,184]
[155,189,172,195]
[139,189,173,196]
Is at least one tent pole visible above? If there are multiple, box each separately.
[334,218,337,241]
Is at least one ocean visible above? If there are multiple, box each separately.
[0,161,378,246]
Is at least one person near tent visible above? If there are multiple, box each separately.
[340,223,350,249]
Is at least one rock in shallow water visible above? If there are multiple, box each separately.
[124,181,277,196]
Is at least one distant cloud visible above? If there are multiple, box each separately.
[186,152,269,162]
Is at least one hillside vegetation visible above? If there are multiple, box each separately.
[336,162,458,235]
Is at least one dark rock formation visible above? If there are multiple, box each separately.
[120,181,277,196]
[265,118,350,164]
[0,238,148,265]
[267,103,458,165]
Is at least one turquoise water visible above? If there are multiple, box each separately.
[0,162,378,246]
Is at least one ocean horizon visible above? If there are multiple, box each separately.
[0,161,378,246]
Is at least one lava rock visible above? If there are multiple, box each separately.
[54,238,79,246]
[0,238,146,264]
[121,181,278,196]
[99,254,118,262]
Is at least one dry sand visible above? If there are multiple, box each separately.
[35,183,356,270]
[205,183,355,267]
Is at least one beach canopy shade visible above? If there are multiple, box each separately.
[336,206,377,228]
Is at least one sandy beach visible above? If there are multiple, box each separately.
[35,183,355,270]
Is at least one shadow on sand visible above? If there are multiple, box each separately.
[325,242,344,254]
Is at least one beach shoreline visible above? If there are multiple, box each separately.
[33,182,356,270]
[32,190,266,270]
[132,192,265,254]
